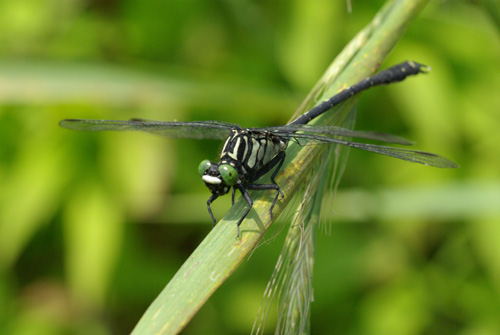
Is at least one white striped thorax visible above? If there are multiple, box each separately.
[220,129,287,179]
[198,129,288,196]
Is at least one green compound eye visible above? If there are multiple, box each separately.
[198,160,212,176]
[218,164,238,186]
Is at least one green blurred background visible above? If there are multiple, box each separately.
[0,0,499,334]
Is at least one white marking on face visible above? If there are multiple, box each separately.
[202,175,222,184]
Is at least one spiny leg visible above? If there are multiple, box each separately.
[252,151,286,195]
[231,153,287,236]
[235,184,254,237]
[268,151,286,202]
[247,151,286,219]
[234,182,282,237]
[207,194,219,227]
[245,182,282,221]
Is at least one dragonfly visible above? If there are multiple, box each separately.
[60,61,458,236]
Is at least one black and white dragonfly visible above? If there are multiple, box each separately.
[60,61,458,236]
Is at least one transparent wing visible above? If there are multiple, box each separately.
[271,132,458,168]
[253,124,413,145]
[59,119,238,140]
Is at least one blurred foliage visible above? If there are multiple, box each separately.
[0,0,499,334]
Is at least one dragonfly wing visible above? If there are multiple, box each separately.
[344,142,459,168]
[59,119,238,140]
[272,132,458,168]
[254,124,413,145]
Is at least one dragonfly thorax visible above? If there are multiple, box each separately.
[220,130,287,180]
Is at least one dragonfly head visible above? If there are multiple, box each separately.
[198,159,239,195]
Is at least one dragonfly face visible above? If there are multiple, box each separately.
[198,160,238,196]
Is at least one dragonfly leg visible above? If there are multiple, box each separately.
[249,151,286,219]
[253,151,284,180]
[252,151,286,198]
[231,187,236,205]
[245,183,282,221]
[207,194,219,227]
[235,184,254,237]
[268,151,286,201]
